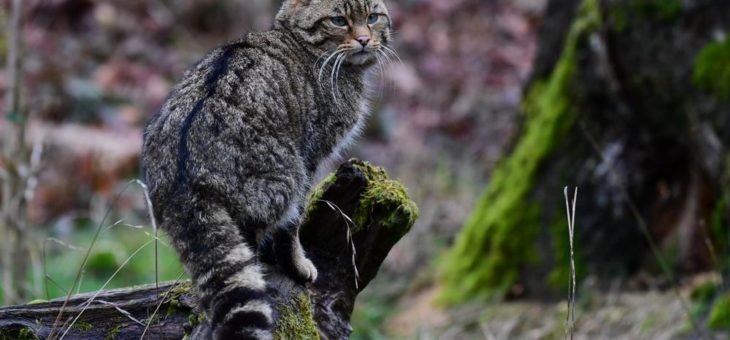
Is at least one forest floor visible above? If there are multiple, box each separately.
[357,273,726,339]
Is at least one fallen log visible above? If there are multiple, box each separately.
[0,159,419,340]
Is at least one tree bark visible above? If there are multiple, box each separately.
[2,0,33,306]
[0,159,419,340]
[442,0,730,304]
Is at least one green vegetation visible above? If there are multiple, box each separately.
[351,160,419,237]
[305,159,418,242]
[85,241,128,277]
[690,281,719,303]
[0,327,39,340]
[164,281,194,317]
[187,312,205,329]
[305,172,337,218]
[439,0,601,304]
[693,36,730,100]
[708,293,730,331]
[41,224,185,301]
[18,328,39,340]
[548,211,586,288]
[633,0,683,21]
[610,0,682,32]
[689,280,720,323]
[72,321,93,331]
[104,324,124,340]
[351,291,396,340]
[3,164,418,337]
[709,156,730,274]
[27,299,48,305]
[274,293,320,340]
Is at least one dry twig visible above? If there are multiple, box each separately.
[563,187,578,340]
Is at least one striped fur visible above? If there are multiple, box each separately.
[141,0,392,338]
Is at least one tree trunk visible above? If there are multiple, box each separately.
[441,0,730,303]
[0,159,419,339]
[2,0,34,306]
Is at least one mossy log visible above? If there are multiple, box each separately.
[0,159,419,340]
[442,0,730,303]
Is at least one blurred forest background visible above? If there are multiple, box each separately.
[1,0,730,338]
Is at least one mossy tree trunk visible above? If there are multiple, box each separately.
[0,160,418,340]
[442,0,730,303]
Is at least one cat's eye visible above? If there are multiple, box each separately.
[367,14,379,24]
[331,16,348,27]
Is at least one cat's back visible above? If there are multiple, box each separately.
[142,30,306,201]
[145,30,298,141]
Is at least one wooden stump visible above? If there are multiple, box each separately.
[0,159,419,340]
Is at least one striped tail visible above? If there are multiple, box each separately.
[166,202,273,340]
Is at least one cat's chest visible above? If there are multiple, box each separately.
[310,77,365,135]
[310,95,369,176]
[331,95,365,133]
[302,86,368,164]
[332,96,369,150]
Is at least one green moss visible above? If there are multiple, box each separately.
[165,294,189,317]
[439,0,601,304]
[644,0,682,21]
[274,293,320,340]
[169,280,193,296]
[547,210,586,289]
[610,0,682,32]
[305,172,338,217]
[305,160,418,241]
[154,282,192,322]
[690,281,719,302]
[350,160,419,238]
[73,321,93,331]
[709,156,730,274]
[163,281,193,312]
[708,293,730,331]
[609,8,628,33]
[694,36,730,100]
[183,312,206,337]
[104,323,126,340]
[188,312,205,329]
[148,282,203,338]
[0,327,39,340]
[27,299,48,305]
[18,328,39,340]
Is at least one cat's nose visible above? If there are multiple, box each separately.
[355,35,370,47]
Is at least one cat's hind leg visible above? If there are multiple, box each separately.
[165,201,273,340]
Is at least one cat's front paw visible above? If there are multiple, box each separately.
[292,255,318,283]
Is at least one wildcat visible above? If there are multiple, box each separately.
[141,0,392,338]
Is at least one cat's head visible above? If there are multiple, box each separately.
[275,0,392,67]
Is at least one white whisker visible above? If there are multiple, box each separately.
[381,45,403,65]
[379,50,398,93]
[377,47,394,67]
[317,48,346,89]
[335,53,345,84]
[373,52,387,98]
[330,53,346,106]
